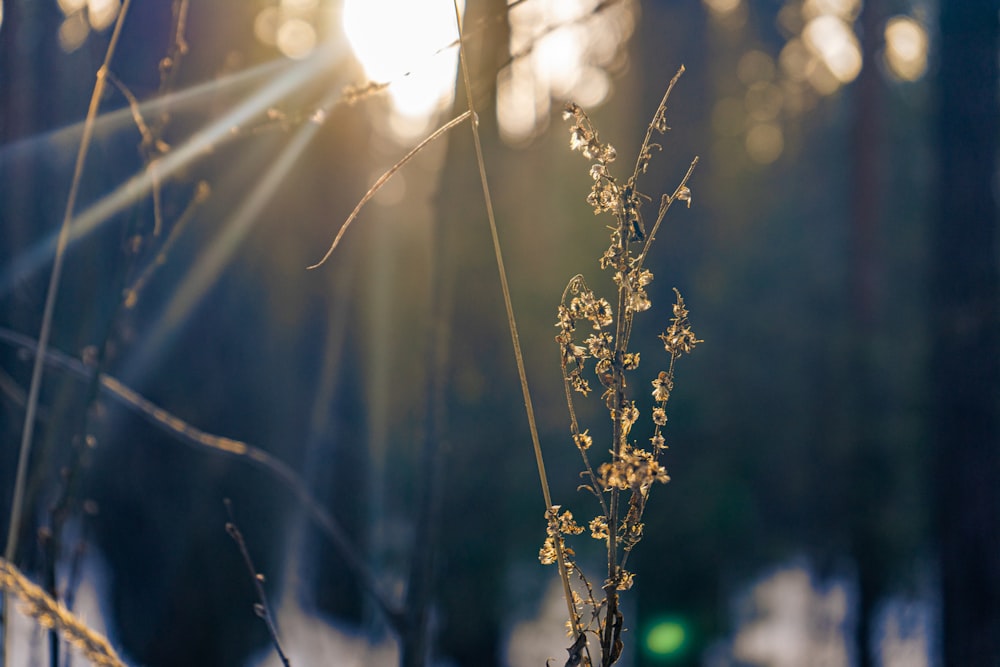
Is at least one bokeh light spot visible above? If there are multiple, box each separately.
[884,16,928,82]
[58,11,90,52]
[803,0,861,21]
[702,0,742,18]
[54,0,120,51]
[497,0,636,145]
[803,14,861,85]
[57,0,86,15]
[88,0,120,31]
[746,122,784,165]
[644,618,689,660]
[738,49,776,85]
[254,6,281,46]
[276,17,316,60]
[746,81,784,122]
[779,38,810,82]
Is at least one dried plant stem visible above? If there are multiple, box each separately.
[559,277,610,519]
[224,500,291,667]
[122,181,210,308]
[630,66,686,184]
[0,326,405,634]
[449,0,584,652]
[634,158,699,291]
[307,110,472,269]
[104,70,168,235]
[0,558,126,667]
[1,4,132,664]
[553,70,700,666]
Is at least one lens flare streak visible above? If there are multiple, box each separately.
[1,46,346,296]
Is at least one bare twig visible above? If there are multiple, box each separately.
[1,4,134,664]
[307,110,472,269]
[122,181,210,309]
[0,326,406,633]
[224,500,291,667]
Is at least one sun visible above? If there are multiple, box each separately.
[341,0,464,139]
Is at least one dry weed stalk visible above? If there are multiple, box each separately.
[224,500,291,667]
[2,4,134,663]
[0,325,403,633]
[544,68,700,666]
[0,558,126,667]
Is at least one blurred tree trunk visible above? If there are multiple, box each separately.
[847,3,884,666]
[931,3,1000,665]
[400,1,509,666]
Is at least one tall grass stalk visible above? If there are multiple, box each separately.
[448,0,584,653]
[1,3,133,664]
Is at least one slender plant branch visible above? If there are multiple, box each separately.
[224,499,291,667]
[558,276,610,518]
[553,71,699,665]
[1,4,133,664]
[629,66,685,185]
[307,110,472,269]
[0,326,405,634]
[449,0,585,654]
[122,181,210,308]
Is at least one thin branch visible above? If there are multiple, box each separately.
[630,65,686,185]
[307,110,472,269]
[557,276,609,519]
[122,180,210,309]
[634,157,699,277]
[224,500,291,667]
[450,0,586,652]
[0,327,406,634]
[104,70,169,236]
[2,4,133,664]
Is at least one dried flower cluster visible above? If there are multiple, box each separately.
[544,68,699,667]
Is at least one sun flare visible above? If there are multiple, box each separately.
[341,0,464,139]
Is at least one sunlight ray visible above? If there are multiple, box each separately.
[124,84,344,383]
[0,41,348,296]
[0,56,292,167]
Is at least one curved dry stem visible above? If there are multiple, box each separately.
[629,65,686,186]
[307,110,472,269]
[0,327,405,633]
[2,4,134,663]
[557,276,609,518]
[634,157,699,275]
[620,156,698,353]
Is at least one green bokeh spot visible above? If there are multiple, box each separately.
[644,619,687,658]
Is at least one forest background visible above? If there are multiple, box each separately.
[0,1,997,666]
